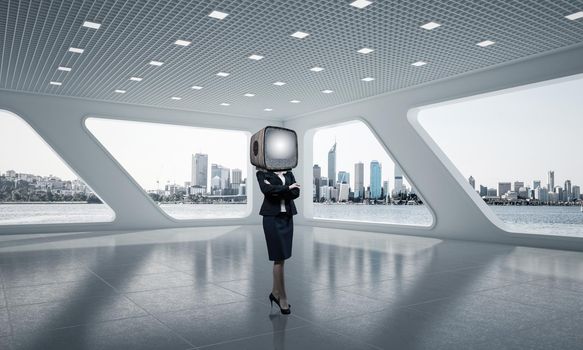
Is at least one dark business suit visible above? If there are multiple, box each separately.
[256,170,300,261]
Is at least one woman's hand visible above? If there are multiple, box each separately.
[289,183,300,189]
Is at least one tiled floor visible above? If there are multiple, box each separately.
[1,225,583,349]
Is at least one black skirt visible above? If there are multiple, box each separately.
[262,213,293,261]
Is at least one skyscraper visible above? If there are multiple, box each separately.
[383,180,389,200]
[513,181,524,192]
[548,171,555,191]
[564,180,572,200]
[498,182,511,197]
[370,160,382,199]
[231,168,242,189]
[220,167,230,190]
[327,141,336,187]
[337,171,350,185]
[313,164,321,179]
[533,180,541,189]
[394,164,404,195]
[191,153,208,190]
[480,185,488,197]
[354,162,364,199]
[468,176,475,189]
[313,164,322,201]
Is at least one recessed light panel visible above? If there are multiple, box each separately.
[412,61,427,66]
[477,40,496,47]
[264,108,273,111]
[310,67,324,72]
[171,96,181,100]
[114,89,126,93]
[357,48,374,54]
[58,66,71,72]
[273,81,286,86]
[290,100,301,103]
[566,11,583,20]
[191,85,203,90]
[209,10,228,19]
[68,47,84,54]
[291,31,309,39]
[322,90,334,93]
[244,93,255,97]
[149,60,164,66]
[82,21,101,29]
[361,77,375,81]
[49,81,62,86]
[220,102,230,106]
[248,54,264,60]
[420,22,441,30]
[130,77,143,81]
[174,39,191,46]
[216,72,230,77]
[350,0,372,9]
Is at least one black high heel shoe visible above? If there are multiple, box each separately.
[269,293,291,314]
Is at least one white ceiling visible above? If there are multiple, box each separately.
[1,0,582,119]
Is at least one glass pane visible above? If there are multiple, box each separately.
[418,75,583,236]
[85,118,250,220]
[312,120,433,226]
[0,111,115,224]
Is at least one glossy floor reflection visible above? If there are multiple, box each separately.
[1,226,583,349]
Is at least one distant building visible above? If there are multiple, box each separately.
[394,164,405,195]
[191,153,208,190]
[338,183,349,202]
[231,169,242,190]
[354,162,364,199]
[327,142,336,186]
[487,188,497,197]
[564,180,572,200]
[498,182,511,198]
[533,180,541,189]
[370,160,382,199]
[513,181,524,192]
[337,171,350,185]
[469,176,475,189]
[313,164,321,200]
[547,170,555,192]
[383,180,389,200]
[554,186,564,201]
[479,185,488,197]
[572,185,581,200]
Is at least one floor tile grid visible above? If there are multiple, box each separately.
[83,264,198,349]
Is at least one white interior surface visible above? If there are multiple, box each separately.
[1,40,583,251]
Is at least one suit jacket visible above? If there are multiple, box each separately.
[256,170,300,216]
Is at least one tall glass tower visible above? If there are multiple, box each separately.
[327,141,336,187]
[191,153,208,190]
[354,162,364,199]
[370,160,382,199]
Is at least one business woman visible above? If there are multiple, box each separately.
[256,168,300,314]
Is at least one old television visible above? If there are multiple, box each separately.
[250,126,298,171]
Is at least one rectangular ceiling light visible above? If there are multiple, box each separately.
[477,40,496,47]
[216,72,230,77]
[130,77,143,81]
[290,100,301,103]
[58,66,72,72]
[310,67,324,72]
[420,22,441,30]
[357,48,374,54]
[361,77,375,81]
[68,47,84,54]
[244,93,255,97]
[412,61,427,66]
[350,0,372,9]
[220,102,230,106]
[264,108,273,111]
[321,90,334,93]
[83,21,101,29]
[566,11,583,20]
[114,89,126,93]
[174,39,191,46]
[209,10,228,19]
[171,96,182,100]
[291,31,309,39]
[149,60,164,66]
[49,81,62,86]
[248,54,264,60]
[191,85,203,90]
[273,81,286,86]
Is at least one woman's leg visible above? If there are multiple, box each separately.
[272,260,289,309]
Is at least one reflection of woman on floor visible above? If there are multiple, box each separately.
[256,168,300,314]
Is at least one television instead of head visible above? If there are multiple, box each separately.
[250,126,298,171]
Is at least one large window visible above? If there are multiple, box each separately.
[311,120,433,226]
[85,118,250,220]
[0,111,115,225]
[418,74,583,236]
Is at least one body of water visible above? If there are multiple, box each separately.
[1,203,582,237]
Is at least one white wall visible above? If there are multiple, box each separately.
[0,92,280,234]
[285,44,583,251]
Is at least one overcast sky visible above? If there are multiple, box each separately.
[2,74,581,193]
